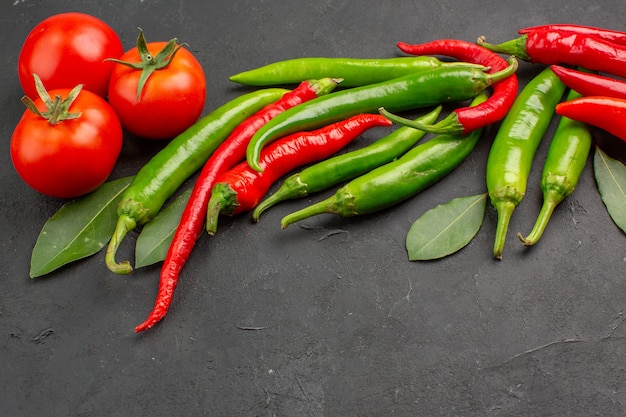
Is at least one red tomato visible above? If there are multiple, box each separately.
[107,41,207,140]
[10,86,123,198]
[18,12,123,99]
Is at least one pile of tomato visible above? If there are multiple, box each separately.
[10,12,206,198]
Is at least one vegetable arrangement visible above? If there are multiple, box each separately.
[139,78,340,331]
[486,66,566,259]
[281,94,489,227]
[12,13,626,333]
[518,83,593,246]
[105,87,289,274]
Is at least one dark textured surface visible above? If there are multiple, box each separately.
[2,1,626,416]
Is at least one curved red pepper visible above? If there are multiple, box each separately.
[134,78,339,333]
[205,113,393,234]
[396,39,518,134]
[550,65,626,100]
[519,24,626,46]
[555,96,626,143]
[478,30,626,79]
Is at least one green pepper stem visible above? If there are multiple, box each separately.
[281,196,336,229]
[309,77,343,95]
[379,107,464,135]
[517,190,560,246]
[487,56,519,85]
[252,174,307,222]
[205,198,222,236]
[477,35,531,61]
[206,183,239,235]
[105,215,137,274]
[492,200,517,260]
[379,91,491,135]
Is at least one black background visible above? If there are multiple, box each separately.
[2,1,626,416]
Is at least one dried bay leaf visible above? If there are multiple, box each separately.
[406,193,487,261]
[593,146,626,234]
[30,176,134,277]
[135,187,192,269]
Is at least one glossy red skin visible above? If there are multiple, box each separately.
[18,12,123,98]
[550,65,626,100]
[556,96,626,143]
[107,42,207,140]
[218,113,392,215]
[519,24,626,46]
[525,30,626,79]
[10,88,123,198]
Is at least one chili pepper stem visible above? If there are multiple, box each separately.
[517,193,559,246]
[206,200,222,236]
[476,35,530,61]
[378,108,463,135]
[105,214,137,274]
[492,200,516,260]
[252,174,307,222]
[281,197,340,229]
[206,183,239,235]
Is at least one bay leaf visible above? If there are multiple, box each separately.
[135,187,192,269]
[406,193,487,261]
[593,146,626,234]
[30,176,134,278]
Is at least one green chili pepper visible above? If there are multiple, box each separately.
[486,66,566,260]
[229,56,487,87]
[252,106,442,221]
[280,94,488,228]
[517,86,592,246]
[246,57,518,172]
[105,88,289,274]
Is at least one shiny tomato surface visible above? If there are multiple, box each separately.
[18,12,123,98]
[107,41,206,140]
[11,88,123,198]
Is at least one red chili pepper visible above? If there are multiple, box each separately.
[395,39,518,134]
[134,78,339,333]
[550,65,626,100]
[205,113,392,234]
[555,96,626,143]
[477,30,626,79]
[518,24,626,46]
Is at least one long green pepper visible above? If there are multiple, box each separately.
[486,66,566,260]
[229,56,485,87]
[105,88,289,274]
[246,58,518,172]
[280,94,488,228]
[517,85,592,246]
[252,106,442,221]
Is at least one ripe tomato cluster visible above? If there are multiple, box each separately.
[11,12,206,198]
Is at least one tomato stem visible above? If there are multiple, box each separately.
[21,74,83,125]
[106,28,187,100]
